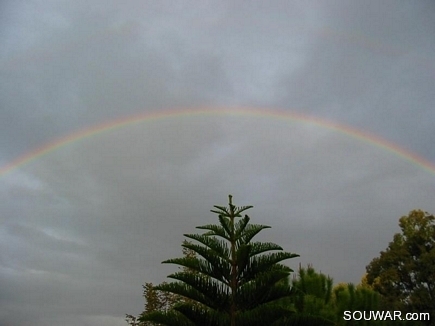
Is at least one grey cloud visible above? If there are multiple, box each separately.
[1,1,435,326]
[275,0,435,159]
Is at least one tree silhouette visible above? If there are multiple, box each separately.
[291,264,334,321]
[139,195,329,325]
[366,210,434,325]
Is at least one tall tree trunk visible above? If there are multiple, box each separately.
[229,195,237,326]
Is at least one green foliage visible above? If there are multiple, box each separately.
[333,282,386,326]
[127,206,434,326]
[292,264,333,309]
[139,195,305,326]
[290,265,398,326]
[126,282,180,326]
[365,210,435,324]
[290,265,335,323]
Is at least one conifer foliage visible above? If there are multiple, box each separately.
[139,195,300,326]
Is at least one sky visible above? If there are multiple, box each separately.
[1,1,434,325]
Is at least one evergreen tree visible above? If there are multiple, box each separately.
[291,264,335,322]
[139,195,323,326]
[289,265,396,325]
[333,282,383,326]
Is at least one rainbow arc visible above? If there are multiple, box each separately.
[1,107,434,178]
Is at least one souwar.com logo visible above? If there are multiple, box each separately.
[344,311,430,322]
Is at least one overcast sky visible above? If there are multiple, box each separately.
[1,1,435,325]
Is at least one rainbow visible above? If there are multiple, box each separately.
[1,107,435,178]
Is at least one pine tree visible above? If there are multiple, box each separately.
[139,195,304,326]
[291,264,334,321]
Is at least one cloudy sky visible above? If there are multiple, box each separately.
[1,1,434,325]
